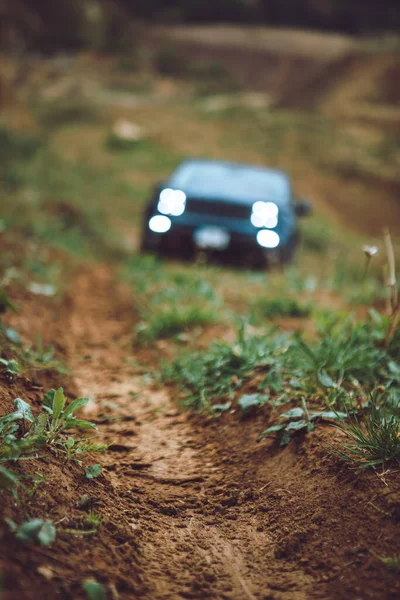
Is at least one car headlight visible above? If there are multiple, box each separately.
[251,201,278,228]
[149,215,171,233]
[157,188,186,217]
[257,230,280,248]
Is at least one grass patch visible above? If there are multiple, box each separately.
[162,324,290,411]
[251,296,312,320]
[136,305,217,343]
[124,256,222,344]
[331,392,400,469]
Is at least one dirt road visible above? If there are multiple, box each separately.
[13,264,392,600]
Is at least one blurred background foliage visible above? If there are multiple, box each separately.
[1,0,400,54]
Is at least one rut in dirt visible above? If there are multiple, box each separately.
[57,264,400,600]
[61,265,322,600]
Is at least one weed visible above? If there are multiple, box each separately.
[0,358,19,382]
[258,399,346,446]
[0,389,99,494]
[286,316,387,391]
[251,297,312,320]
[162,324,289,411]
[6,518,56,546]
[85,464,101,479]
[330,392,400,469]
[136,305,217,343]
[84,510,102,529]
[83,580,108,600]
[238,393,269,414]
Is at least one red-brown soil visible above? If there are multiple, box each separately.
[1,263,400,599]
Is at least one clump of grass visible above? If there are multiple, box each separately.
[84,510,102,529]
[136,305,217,343]
[125,257,222,344]
[162,325,289,411]
[251,296,312,320]
[331,392,400,469]
[286,315,388,391]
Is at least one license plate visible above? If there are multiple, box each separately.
[194,227,230,250]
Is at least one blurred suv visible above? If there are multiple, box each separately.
[141,159,310,266]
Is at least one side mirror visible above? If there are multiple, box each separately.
[295,199,312,217]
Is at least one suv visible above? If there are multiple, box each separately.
[141,159,310,266]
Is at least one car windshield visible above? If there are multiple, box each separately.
[170,162,290,203]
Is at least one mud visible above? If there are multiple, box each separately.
[1,263,400,599]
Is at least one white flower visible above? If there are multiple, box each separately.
[362,245,378,258]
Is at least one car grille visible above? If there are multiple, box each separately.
[185,198,251,220]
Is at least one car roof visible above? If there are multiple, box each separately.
[168,159,291,205]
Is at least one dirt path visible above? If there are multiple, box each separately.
[58,265,326,600]
[46,263,398,600]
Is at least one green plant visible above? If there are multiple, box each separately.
[330,393,400,469]
[136,305,217,343]
[6,518,56,546]
[238,393,269,414]
[83,580,108,600]
[0,390,99,494]
[85,464,101,479]
[286,317,387,391]
[258,399,346,446]
[162,325,289,411]
[84,510,102,529]
[0,358,19,382]
[251,296,312,320]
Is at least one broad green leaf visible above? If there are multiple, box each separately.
[85,464,101,479]
[15,519,44,543]
[262,369,282,393]
[310,410,346,421]
[63,397,89,420]
[12,398,34,423]
[43,389,56,410]
[14,519,55,546]
[83,580,108,600]
[280,407,304,419]
[317,370,337,389]
[52,388,66,423]
[37,521,56,546]
[72,420,97,431]
[5,327,21,345]
[27,412,48,438]
[7,359,19,374]
[257,423,286,440]
[285,419,311,432]
[238,393,268,413]
[280,430,292,446]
